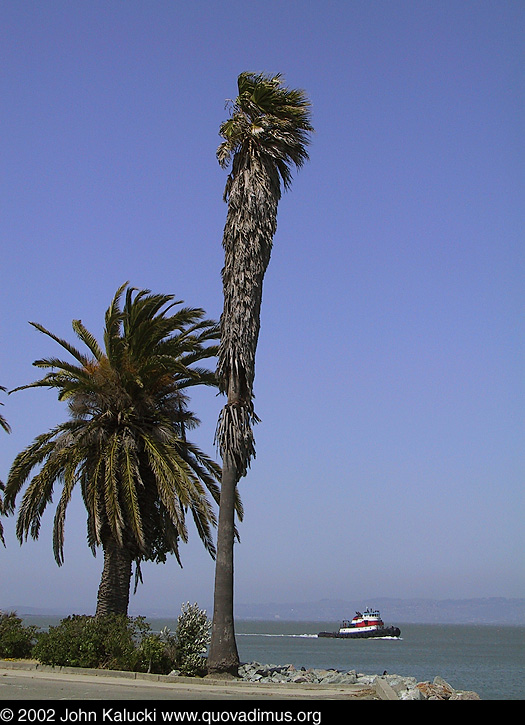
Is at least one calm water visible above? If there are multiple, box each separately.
[235,620,524,701]
[20,616,524,701]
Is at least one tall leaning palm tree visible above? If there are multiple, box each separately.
[207,73,313,674]
[4,284,226,616]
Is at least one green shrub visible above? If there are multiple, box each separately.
[139,630,176,674]
[0,611,38,659]
[136,603,211,676]
[29,605,210,676]
[33,614,148,670]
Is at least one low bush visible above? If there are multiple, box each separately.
[33,614,149,670]
[0,611,38,659]
[2,603,211,676]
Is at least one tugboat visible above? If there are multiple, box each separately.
[318,608,401,639]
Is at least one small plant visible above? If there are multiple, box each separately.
[0,611,38,659]
[33,614,146,670]
[139,629,177,674]
[174,602,211,676]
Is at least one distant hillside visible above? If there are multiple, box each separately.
[234,597,525,625]
[4,597,524,625]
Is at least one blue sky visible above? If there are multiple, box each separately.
[1,0,523,616]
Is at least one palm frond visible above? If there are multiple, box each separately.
[4,427,63,512]
[72,319,104,360]
[52,458,78,565]
[141,433,189,534]
[103,433,125,545]
[104,282,128,365]
[0,386,11,434]
[119,435,145,551]
[29,322,91,367]
[218,72,313,191]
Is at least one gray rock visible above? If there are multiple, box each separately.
[399,686,426,700]
[236,662,481,698]
[449,691,482,700]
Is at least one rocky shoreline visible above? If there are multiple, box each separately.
[233,662,482,699]
[1,659,482,699]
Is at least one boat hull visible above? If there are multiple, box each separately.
[318,626,401,639]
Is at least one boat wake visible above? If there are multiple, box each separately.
[376,636,402,640]
[237,632,401,642]
[237,632,318,639]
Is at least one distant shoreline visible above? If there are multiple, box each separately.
[3,596,524,626]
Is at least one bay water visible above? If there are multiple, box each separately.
[19,616,524,701]
[234,620,524,701]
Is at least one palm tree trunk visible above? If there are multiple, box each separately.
[206,451,240,675]
[95,532,133,617]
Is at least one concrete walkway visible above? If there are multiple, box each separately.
[0,660,381,700]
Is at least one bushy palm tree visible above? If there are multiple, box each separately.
[0,386,11,546]
[3,284,226,616]
[208,73,313,674]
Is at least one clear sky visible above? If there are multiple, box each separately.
[0,0,523,616]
